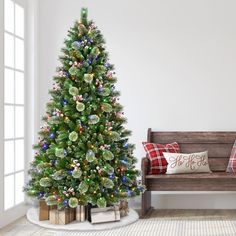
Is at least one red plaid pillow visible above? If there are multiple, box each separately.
[226,140,236,173]
[143,142,180,174]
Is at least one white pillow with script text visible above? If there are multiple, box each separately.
[163,151,211,174]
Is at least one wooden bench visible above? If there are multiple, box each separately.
[141,129,236,218]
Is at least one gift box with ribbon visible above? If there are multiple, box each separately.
[49,208,74,225]
[39,200,50,221]
[88,204,120,224]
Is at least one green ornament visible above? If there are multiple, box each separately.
[69,66,78,75]
[84,73,94,83]
[78,181,89,194]
[100,87,110,97]
[69,131,78,142]
[39,177,52,187]
[97,197,106,208]
[88,115,100,124]
[103,150,114,160]
[103,164,114,174]
[45,195,58,205]
[102,177,114,189]
[109,131,120,141]
[52,170,65,180]
[72,169,82,178]
[76,102,85,112]
[55,148,66,158]
[69,86,79,96]
[27,189,37,197]
[67,140,72,146]
[68,197,78,208]
[102,103,112,113]
[86,149,95,162]
[36,163,45,172]
[80,116,87,122]
[91,47,100,57]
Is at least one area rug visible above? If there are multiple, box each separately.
[56,220,236,236]
[2,214,236,236]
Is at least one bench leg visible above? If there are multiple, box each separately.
[141,190,153,218]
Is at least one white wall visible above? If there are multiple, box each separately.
[37,0,236,209]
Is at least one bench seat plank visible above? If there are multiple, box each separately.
[146,177,236,191]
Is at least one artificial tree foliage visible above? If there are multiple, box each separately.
[24,8,145,209]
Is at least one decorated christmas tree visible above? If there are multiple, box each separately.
[25,8,145,210]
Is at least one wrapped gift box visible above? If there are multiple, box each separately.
[76,205,86,222]
[49,208,72,225]
[119,200,129,217]
[69,207,75,221]
[39,200,49,221]
[88,205,120,224]
[76,205,81,222]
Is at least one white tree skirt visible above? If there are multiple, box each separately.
[26,207,139,231]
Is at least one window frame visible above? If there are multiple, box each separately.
[3,0,26,211]
[0,0,30,228]
[0,0,5,222]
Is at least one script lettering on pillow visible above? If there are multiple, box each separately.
[163,151,211,174]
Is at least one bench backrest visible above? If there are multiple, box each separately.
[148,129,236,172]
